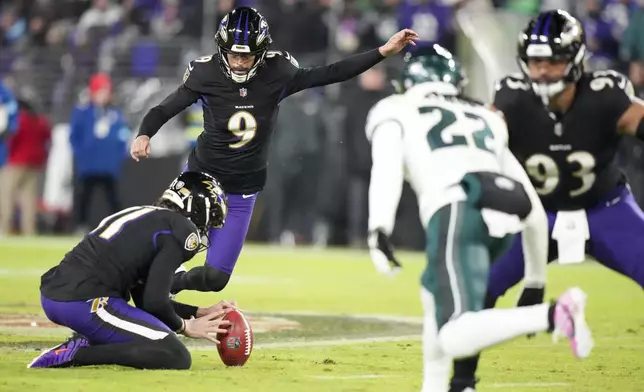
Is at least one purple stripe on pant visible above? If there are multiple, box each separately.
[487,185,644,300]
[41,295,171,345]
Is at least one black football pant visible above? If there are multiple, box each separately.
[71,335,191,369]
[75,175,120,227]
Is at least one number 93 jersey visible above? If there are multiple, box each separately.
[493,71,633,211]
[366,88,510,223]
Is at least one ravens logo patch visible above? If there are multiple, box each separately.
[184,232,200,251]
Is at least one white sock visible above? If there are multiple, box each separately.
[421,288,451,392]
[438,304,550,359]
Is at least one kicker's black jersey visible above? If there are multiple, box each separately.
[494,71,633,211]
[138,49,385,194]
[40,207,200,331]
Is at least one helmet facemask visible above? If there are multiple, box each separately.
[518,46,586,105]
[215,7,272,84]
[517,10,586,105]
[217,46,268,83]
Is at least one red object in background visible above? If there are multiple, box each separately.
[89,73,112,95]
[8,109,51,167]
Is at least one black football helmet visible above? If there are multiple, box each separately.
[517,9,586,102]
[215,7,272,83]
[161,171,228,252]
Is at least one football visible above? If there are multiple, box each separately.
[216,309,253,366]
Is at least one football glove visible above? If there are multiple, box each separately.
[368,229,402,277]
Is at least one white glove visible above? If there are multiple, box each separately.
[368,229,402,277]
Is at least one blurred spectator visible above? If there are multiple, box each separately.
[264,89,325,245]
[150,0,183,41]
[75,0,124,47]
[362,0,400,47]
[122,0,149,34]
[181,101,204,169]
[286,0,330,55]
[0,80,18,168]
[602,0,635,35]
[0,81,19,236]
[582,0,623,71]
[70,73,130,232]
[0,95,51,236]
[397,0,457,52]
[622,0,644,94]
[26,9,50,47]
[342,66,390,248]
[0,4,27,47]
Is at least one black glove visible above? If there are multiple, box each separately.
[367,229,402,275]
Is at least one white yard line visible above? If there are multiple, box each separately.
[0,269,47,276]
[311,375,398,380]
[252,310,424,324]
[488,382,569,389]
[191,334,421,351]
[309,378,569,387]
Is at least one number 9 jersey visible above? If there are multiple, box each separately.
[493,71,634,211]
[181,51,300,194]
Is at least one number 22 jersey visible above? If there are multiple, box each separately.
[365,83,513,225]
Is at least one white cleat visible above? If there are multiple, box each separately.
[552,287,594,359]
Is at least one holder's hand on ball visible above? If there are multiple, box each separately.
[197,300,238,318]
[183,310,231,344]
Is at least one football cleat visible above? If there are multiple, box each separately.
[28,335,89,368]
[552,287,594,359]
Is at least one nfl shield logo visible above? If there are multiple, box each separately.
[239,88,247,97]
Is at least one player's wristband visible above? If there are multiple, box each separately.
[175,319,186,334]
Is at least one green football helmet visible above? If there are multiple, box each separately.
[394,44,467,94]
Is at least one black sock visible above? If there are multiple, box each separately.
[451,356,480,390]
[547,301,556,332]
[483,291,498,309]
[448,291,497,390]
[72,335,191,370]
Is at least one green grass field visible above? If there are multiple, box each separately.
[0,237,642,391]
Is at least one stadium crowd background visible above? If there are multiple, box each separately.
[0,0,643,250]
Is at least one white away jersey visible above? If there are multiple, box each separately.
[365,86,512,225]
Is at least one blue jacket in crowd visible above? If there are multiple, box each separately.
[0,83,19,166]
[69,103,130,178]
